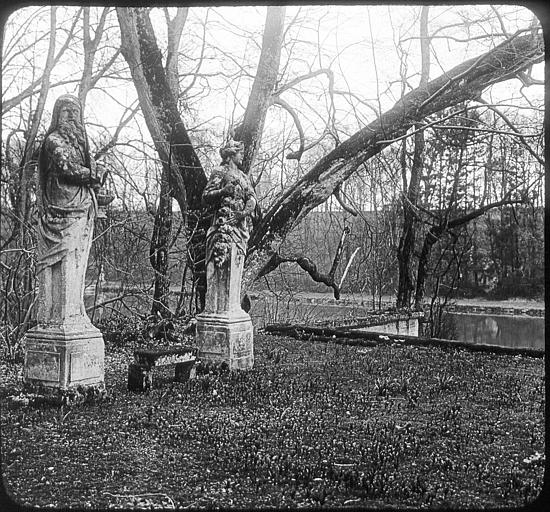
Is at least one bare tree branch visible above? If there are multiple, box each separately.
[165,7,188,95]
[258,227,351,299]
[2,8,83,114]
[273,68,334,97]
[272,97,305,160]
[476,98,545,166]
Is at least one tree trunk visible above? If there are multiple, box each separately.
[234,6,286,173]
[414,227,442,310]
[150,169,173,317]
[396,128,424,308]
[396,6,429,309]
[118,7,208,315]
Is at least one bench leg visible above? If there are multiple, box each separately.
[128,363,152,392]
[175,361,196,382]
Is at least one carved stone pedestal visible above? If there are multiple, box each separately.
[23,323,105,402]
[196,311,254,370]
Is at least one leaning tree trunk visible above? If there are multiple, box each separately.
[243,31,543,294]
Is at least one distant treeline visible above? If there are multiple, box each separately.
[86,204,543,301]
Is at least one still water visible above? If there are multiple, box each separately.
[449,312,545,351]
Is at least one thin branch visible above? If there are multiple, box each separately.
[476,98,545,167]
[2,8,83,114]
[93,102,141,160]
[339,247,360,289]
[333,184,358,216]
[273,68,334,97]
[272,97,305,160]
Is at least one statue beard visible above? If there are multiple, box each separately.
[57,119,86,149]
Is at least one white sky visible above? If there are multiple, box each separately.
[1,4,544,210]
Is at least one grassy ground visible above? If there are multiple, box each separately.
[1,333,545,509]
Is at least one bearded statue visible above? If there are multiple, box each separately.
[202,139,258,313]
[36,94,105,326]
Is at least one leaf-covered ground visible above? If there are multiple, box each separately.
[1,333,545,509]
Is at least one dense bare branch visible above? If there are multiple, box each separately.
[244,31,544,289]
[2,8,82,114]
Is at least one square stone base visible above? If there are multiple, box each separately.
[23,323,105,400]
[196,311,253,370]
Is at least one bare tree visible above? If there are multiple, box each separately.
[115,6,542,314]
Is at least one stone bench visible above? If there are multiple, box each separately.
[127,345,198,392]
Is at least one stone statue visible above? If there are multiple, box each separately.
[202,139,257,313]
[36,94,106,324]
[23,94,107,400]
[196,139,257,370]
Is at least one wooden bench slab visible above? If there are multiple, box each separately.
[134,346,197,369]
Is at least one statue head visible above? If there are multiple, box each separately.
[48,94,85,133]
[39,94,90,183]
[219,139,244,166]
[44,94,88,152]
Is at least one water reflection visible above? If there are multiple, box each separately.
[449,313,545,351]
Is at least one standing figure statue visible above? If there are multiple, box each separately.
[24,94,107,400]
[36,94,106,325]
[202,139,258,313]
[196,139,258,370]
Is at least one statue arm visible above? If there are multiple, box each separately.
[202,170,228,205]
[45,136,100,186]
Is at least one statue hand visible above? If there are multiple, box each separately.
[221,183,235,196]
[227,211,246,224]
[98,168,110,186]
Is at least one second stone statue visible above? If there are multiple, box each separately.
[196,139,258,369]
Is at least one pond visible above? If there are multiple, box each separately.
[449,312,545,351]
